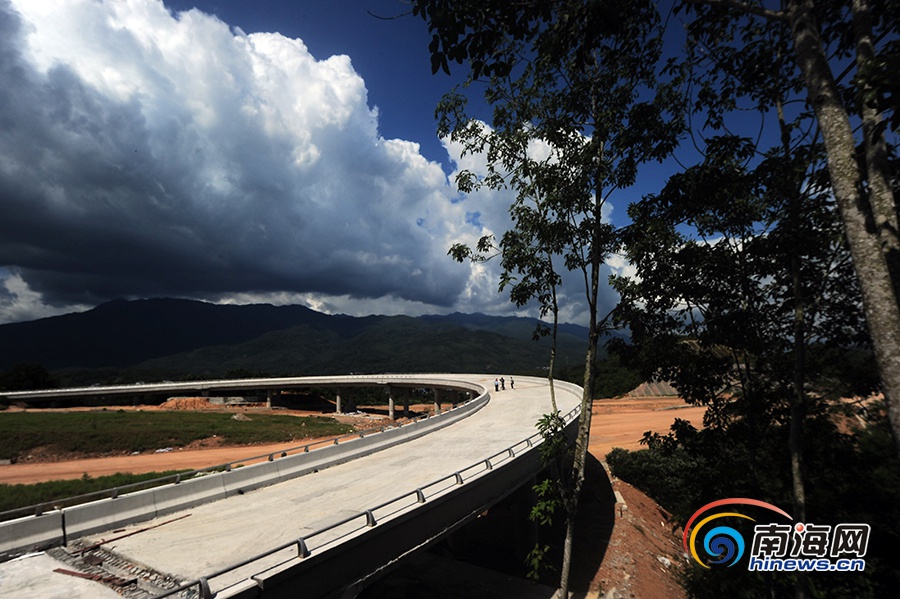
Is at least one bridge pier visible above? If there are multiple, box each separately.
[335,388,343,414]
[513,474,540,564]
[387,385,395,420]
[433,388,441,413]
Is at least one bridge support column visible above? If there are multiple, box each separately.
[433,388,441,413]
[266,389,274,409]
[335,388,343,414]
[445,527,468,557]
[387,385,395,420]
[513,475,540,564]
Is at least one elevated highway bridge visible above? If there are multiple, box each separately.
[0,374,584,598]
[0,374,482,420]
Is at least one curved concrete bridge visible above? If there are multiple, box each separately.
[0,374,583,598]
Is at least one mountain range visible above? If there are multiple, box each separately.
[0,298,593,378]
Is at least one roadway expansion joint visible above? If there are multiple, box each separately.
[48,541,185,599]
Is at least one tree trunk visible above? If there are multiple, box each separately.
[557,310,599,598]
[852,0,900,290]
[788,0,900,457]
[790,246,809,599]
[558,125,606,597]
[777,90,809,598]
[556,512,578,599]
[547,253,560,413]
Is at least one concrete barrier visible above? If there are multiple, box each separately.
[217,579,262,599]
[273,429,408,481]
[153,472,228,519]
[273,441,366,481]
[0,511,64,557]
[223,461,282,497]
[63,489,158,540]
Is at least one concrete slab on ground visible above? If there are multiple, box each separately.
[0,553,123,599]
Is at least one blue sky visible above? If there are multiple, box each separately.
[0,0,635,326]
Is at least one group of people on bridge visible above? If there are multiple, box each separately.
[493,376,514,392]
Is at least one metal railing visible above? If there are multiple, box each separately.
[155,403,581,599]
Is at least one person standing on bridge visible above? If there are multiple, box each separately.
[510,377,514,390]
[494,378,499,392]
[500,377,505,390]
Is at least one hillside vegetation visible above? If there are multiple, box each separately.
[0,298,593,386]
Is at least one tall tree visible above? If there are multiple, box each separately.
[614,131,869,596]
[624,7,889,590]
[664,14,850,596]
[415,0,683,594]
[680,0,900,454]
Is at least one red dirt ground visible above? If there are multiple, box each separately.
[589,396,706,457]
[583,397,703,599]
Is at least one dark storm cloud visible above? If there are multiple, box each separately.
[0,0,476,314]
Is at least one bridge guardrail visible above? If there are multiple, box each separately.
[0,373,479,401]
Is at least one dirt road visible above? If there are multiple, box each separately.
[0,439,337,485]
[589,396,706,458]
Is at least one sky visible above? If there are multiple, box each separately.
[0,0,632,326]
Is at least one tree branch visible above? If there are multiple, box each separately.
[685,0,787,22]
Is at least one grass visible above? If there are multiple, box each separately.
[0,470,189,514]
[0,410,354,461]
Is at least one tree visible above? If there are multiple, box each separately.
[679,0,900,455]
[613,129,871,596]
[414,0,683,594]
[0,362,57,391]
[606,1,897,590]
[659,13,869,595]
[449,178,568,414]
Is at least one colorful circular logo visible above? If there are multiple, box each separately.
[683,498,792,568]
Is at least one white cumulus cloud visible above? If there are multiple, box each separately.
[0,0,506,323]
